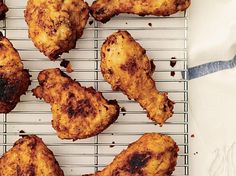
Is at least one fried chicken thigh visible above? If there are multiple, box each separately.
[32,68,120,140]
[24,0,89,60]
[101,31,174,125]
[0,0,8,20]
[0,32,30,113]
[90,0,191,23]
[84,133,179,176]
[0,135,64,176]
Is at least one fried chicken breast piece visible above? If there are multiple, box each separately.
[84,133,179,176]
[0,32,30,113]
[0,135,64,176]
[32,68,120,140]
[24,0,89,60]
[0,0,8,20]
[101,31,174,125]
[90,0,191,23]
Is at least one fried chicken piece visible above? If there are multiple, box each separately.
[0,0,8,20]
[101,31,174,125]
[32,68,120,140]
[0,32,30,113]
[90,0,191,23]
[84,133,179,176]
[24,0,89,60]
[0,135,64,176]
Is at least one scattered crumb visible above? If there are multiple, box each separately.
[170,57,177,67]
[60,59,73,73]
[89,20,94,25]
[191,134,195,138]
[121,107,127,116]
[125,22,128,24]
[194,152,199,155]
[109,141,115,148]
[171,71,175,77]
[111,133,114,135]
[148,22,152,27]
[19,130,26,137]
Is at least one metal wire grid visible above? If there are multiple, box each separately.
[0,0,189,175]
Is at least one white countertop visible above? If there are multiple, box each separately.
[189,0,236,175]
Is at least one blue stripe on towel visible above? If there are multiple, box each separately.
[182,55,236,80]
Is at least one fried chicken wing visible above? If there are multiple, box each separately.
[101,31,174,125]
[0,32,30,113]
[0,135,64,176]
[90,0,190,23]
[84,133,179,176]
[0,0,8,20]
[32,68,120,140]
[24,0,89,60]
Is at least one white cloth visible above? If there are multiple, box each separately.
[189,0,236,175]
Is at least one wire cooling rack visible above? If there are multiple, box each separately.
[0,0,189,175]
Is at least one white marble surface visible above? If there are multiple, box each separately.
[189,0,236,175]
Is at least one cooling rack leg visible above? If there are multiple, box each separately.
[184,11,189,175]
[94,20,99,173]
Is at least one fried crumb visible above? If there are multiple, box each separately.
[60,59,74,73]
[89,20,94,25]
[109,141,115,148]
[121,107,127,116]
[148,23,152,27]
[191,134,195,138]
[19,130,26,137]
[0,2,8,20]
[170,57,177,67]
[171,71,175,77]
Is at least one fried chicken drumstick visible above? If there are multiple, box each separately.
[101,31,174,125]
[24,0,89,60]
[90,0,191,23]
[84,133,179,176]
[0,135,64,176]
[0,32,30,113]
[32,68,120,140]
[0,0,8,20]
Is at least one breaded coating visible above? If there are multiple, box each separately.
[24,0,89,60]
[0,32,30,113]
[101,31,174,125]
[0,0,8,20]
[84,133,179,176]
[32,68,120,140]
[90,0,191,23]
[0,135,64,176]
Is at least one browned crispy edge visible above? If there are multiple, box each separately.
[0,69,31,113]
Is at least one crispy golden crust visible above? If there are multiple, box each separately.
[24,0,89,60]
[90,0,191,23]
[0,1,8,20]
[101,31,174,125]
[0,32,30,113]
[0,135,64,176]
[32,68,120,140]
[84,133,179,176]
